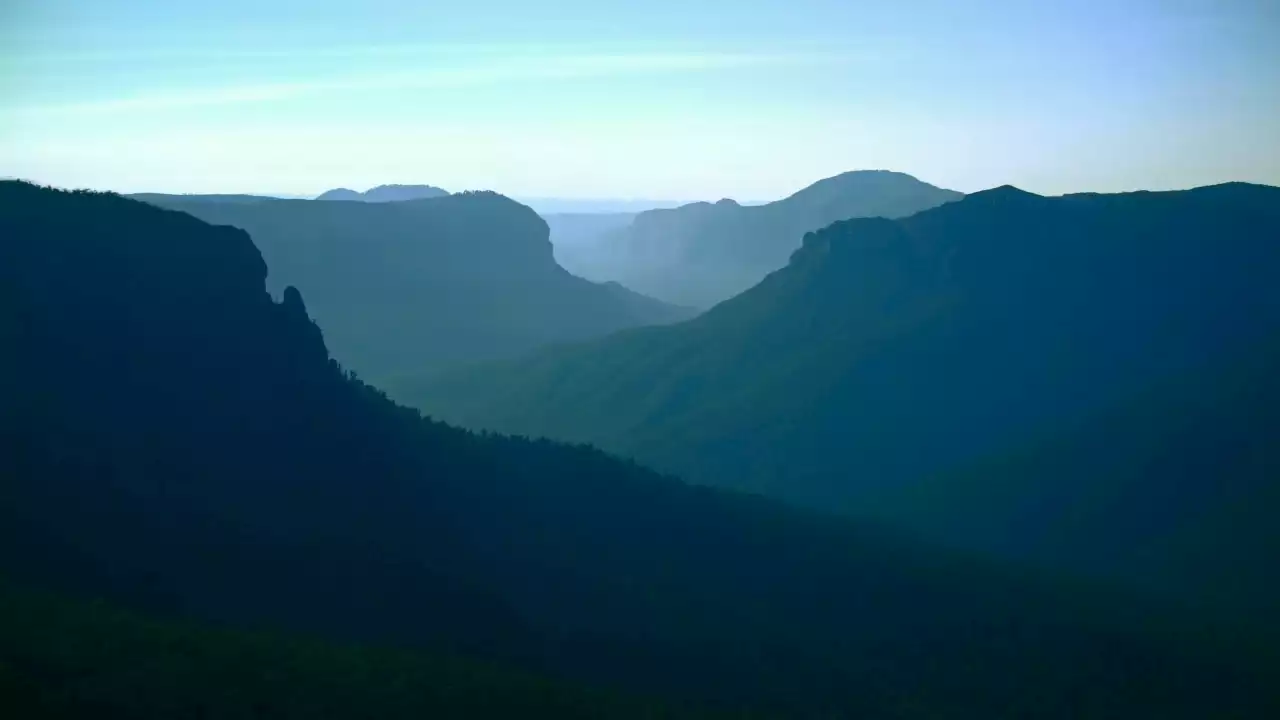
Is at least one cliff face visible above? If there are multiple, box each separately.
[143,190,693,380]
[0,182,523,657]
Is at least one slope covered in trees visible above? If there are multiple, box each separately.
[857,337,1280,627]
[403,182,1280,628]
[4,180,1276,717]
[141,191,694,380]
[573,170,961,308]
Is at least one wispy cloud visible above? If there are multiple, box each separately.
[12,50,848,116]
[6,38,863,65]
[7,42,647,64]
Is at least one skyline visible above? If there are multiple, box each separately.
[2,0,1278,199]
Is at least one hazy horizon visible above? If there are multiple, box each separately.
[3,0,1278,198]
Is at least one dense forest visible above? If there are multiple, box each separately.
[5,180,1277,718]
[402,182,1280,633]
[559,170,961,307]
[138,191,693,381]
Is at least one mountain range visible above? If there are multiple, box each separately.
[400,182,1280,630]
[5,180,1275,718]
[139,191,694,380]
[561,170,962,308]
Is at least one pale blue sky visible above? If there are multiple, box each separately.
[2,0,1277,199]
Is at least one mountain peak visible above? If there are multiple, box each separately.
[316,184,449,202]
[963,185,1043,203]
[785,170,938,202]
[315,187,360,201]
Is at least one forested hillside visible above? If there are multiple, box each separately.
[403,182,1280,629]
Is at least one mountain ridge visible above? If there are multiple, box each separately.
[402,181,1280,629]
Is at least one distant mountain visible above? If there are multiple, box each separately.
[317,184,450,202]
[580,170,962,308]
[139,192,694,380]
[402,182,1280,628]
[4,180,1274,718]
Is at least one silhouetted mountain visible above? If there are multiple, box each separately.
[403,182,1280,629]
[4,180,1274,717]
[316,184,450,202]
[314,187,362,201]
[576,170,961,308]
[140,192,694,380]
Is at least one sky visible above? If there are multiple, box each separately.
[2,0,1278,200]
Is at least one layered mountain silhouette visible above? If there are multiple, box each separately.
[316,184,450,202]
[4,180,1275,717]
[140,191,694,380]
[403,182,1280,629]
[568,170,961,308]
